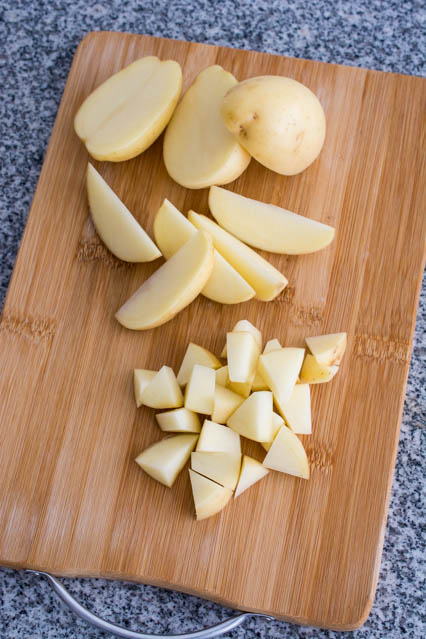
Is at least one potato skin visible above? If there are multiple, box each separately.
[221,76,326,176]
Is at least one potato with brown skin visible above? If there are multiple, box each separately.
[221,75,326,176]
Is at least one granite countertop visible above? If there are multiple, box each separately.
[0,1,425,637]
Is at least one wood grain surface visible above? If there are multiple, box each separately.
[0,31,425,630]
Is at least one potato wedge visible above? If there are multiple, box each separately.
[209,186,334,254]
[87,164,161,262]
[188,211,287,301]
[153,199,255,304]
[115,230,214,330]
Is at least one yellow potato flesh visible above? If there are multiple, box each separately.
[177,343,221,386]
[305,332,347,366]
[86,163,161,262]
[153,199,255,304]
[140,366,183,409]
[252,337,282,391]
[226,332,260,384]
[115,230,214,330]
[209,186,335,255]
[227,391,274,443]
[163,65,251,189]
[75,56,182,161]
[134,369,156,407]
[221,319,262,357]
[299,354,339,384]
[234,455,269,498]
[196,420,241,455]
[155,408,201,433]
[135,434,198,488]
[211,385,244,424]
[258,347,305,404]
[191,452,241,490]
[274,384,312,434]
[189,469,233,520]
[188,211,287,301]
[184,365,216,415]
[261,412,284,452]
[263,426,310,479]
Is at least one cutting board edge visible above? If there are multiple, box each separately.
[1,558,373,630]
[78,29,423,82]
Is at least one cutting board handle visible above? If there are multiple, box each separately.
[25,570,273,637]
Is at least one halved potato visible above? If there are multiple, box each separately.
[75,56,182,161]
[263,426,310,479]
[115,230,214,330]
[188,211,288,301]
[209,186,334,254]
[221,75,326,176]
[135,433,198,487]
[235,455,269,498]
[155,408,201,433]
[163,65,251,189]
[189,469,233,520]
[153,199,255,304]
[191,452,241,490]
[87,164,161,262]
[177,343,221,386]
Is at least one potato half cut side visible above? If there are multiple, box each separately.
[75,56,182,161]
[163,65,250,189]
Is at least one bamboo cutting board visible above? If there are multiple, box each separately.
[0,31,425,630]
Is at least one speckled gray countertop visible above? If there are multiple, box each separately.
[0,1,425,638]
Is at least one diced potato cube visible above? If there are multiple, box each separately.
[156,407,201,433]
[184,364,216,414]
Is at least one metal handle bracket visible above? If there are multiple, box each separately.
[25,570,273,638]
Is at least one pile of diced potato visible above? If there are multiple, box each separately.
[134,320,346,520]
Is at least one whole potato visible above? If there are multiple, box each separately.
[221,76,326,176]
